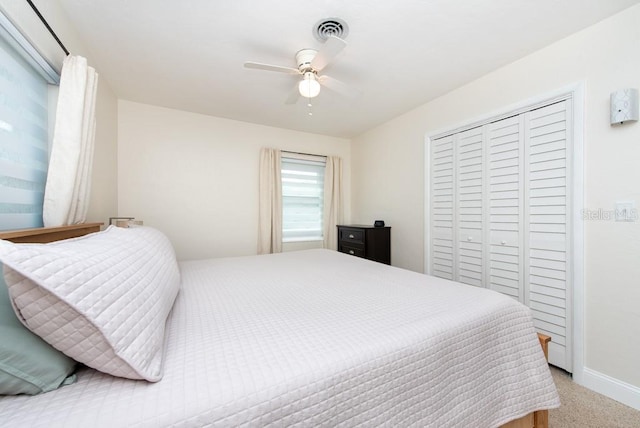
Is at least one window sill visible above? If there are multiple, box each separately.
[283,237,324,243]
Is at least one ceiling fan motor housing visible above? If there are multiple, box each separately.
[296,49,318,72]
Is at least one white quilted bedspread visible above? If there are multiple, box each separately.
[0,249,559,427]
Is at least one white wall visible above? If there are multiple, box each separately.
[118,100,350,260]
[352,5,640,406]
[0,0,119,227]
[85,79,118,225]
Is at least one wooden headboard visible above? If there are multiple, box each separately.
[0,223,103,244]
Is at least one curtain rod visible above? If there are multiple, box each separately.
[281,150,327,158]
[26,0,69,56]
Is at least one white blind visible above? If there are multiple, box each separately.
[282,157,325,241]
[0,25,50,230]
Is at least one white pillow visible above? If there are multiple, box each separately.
[0,226,180,382]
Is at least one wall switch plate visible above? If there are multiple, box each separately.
[615,201,636,222]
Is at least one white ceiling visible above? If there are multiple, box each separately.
[58,0,639,138]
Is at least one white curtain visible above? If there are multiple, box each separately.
[323,156,343,250]
[43,55,98,227]
[258,148,282,254]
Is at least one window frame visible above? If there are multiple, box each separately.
[281,154,326,243]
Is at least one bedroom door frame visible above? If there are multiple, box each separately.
[423,81,585,381]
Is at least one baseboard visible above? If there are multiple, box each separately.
[576,367,640,411]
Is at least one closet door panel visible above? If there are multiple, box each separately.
[430,135,455,280]
[456,127,484,286]
[489,243,520,298]
[526,100,571,370]
[487,116,522,301]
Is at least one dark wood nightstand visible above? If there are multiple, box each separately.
[337,225,391,265]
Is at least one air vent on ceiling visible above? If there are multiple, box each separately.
[313,18,349,42]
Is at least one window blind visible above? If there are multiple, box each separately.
[281,157,325,241]
[0,22,50,230]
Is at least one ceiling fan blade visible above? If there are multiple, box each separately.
[318,75,361,99]
[244,61,300,74]
[311,35,347,71]
[284,84,300,104]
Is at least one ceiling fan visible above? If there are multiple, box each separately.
[244,35,359,104]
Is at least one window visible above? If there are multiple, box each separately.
[0,12,58,231]
[281,156,325,241]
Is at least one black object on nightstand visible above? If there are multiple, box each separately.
[337,225,391,265]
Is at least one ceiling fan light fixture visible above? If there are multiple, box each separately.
[298,72,321,98]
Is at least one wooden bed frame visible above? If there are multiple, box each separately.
[0,223,551,428]
[501,333,551,428]
[0,223,103,243]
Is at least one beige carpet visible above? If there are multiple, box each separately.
[549,366,640,427]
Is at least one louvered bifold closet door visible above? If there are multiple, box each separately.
[428,97,573,371]
[456,127,484,286]
[487,116,523,301]
[430,135,455,280]
[525,100,571,371]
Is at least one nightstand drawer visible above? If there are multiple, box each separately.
[339,228,364,244]
[339,244,365,258]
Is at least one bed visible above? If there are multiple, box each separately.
[0,224,559,427]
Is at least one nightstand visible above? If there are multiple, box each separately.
[337,225,391,265]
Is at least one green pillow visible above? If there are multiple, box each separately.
[0,262,77,395]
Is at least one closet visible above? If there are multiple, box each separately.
[428,98,573,371]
